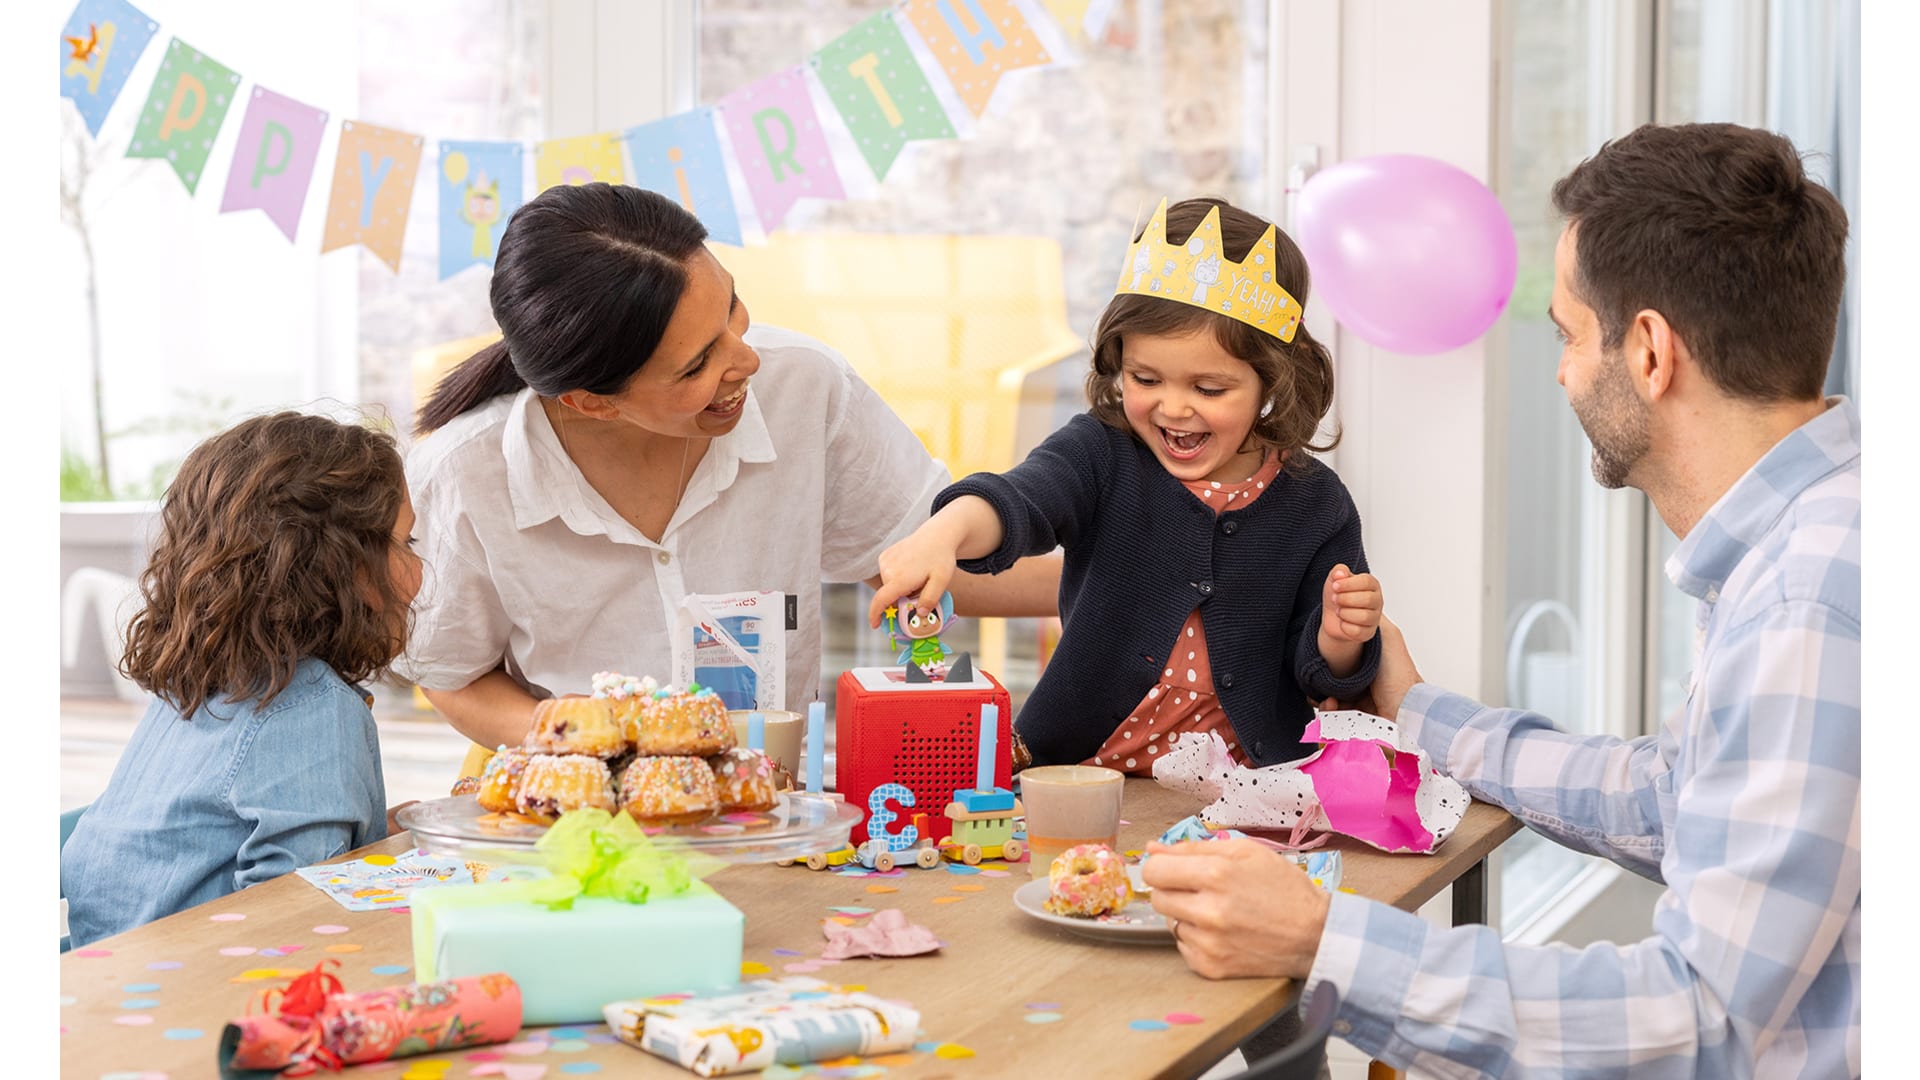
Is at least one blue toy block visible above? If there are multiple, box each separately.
[953,787,1016,813]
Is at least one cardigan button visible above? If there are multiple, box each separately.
[1220,673,1234,689]
[1253,739,1265,758]
[1221,519,1239,535]
[1195,580,1214,596]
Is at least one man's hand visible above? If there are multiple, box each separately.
[1141,838,1331,980]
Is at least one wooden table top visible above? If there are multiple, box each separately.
[60,779,1519,1079]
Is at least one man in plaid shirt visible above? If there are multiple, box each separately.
[1144,124,1860,1077]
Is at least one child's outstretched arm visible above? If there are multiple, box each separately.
[1318,564,1383,677]
[866,495,1005,628]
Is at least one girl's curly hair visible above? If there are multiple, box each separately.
[1086,197,1339,461]
[118,411,411,716]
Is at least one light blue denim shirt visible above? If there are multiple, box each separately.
[62,657,388,947]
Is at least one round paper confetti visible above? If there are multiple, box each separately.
[1165,1012,1204,1025]
[944,864,981,875]
[772,948,803,957]
[74,948,112,958]
[370,964,410,976]
[122,983,162,993]
[209,912,246,922]
[549,1039,589,1053]
[1026,1001,1061,1010]
[932,896,965,904]
[325,944,364,953]
[951,884,985,892]
[312,924,351,934]
[465,1051,503,1062]
[740,961,771,975]
[500,1039,551,1055]
[548,1027,585,1039]
[218,946,256,957]
[1025,1011,1063,1024]
[933,1043,976,1059]
[162,1028,205,1040]
[363,854,397,866]
[864,884,898,894]
[1130,1019,1170,1031]
[979,869,1012,877]
[119,999,160,1009]
[113,1014,156,1026]
[560,1065,603,1075]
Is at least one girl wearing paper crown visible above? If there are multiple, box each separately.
[869,198,1383,774]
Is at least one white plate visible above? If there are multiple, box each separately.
[1012,878,1174,945]
[397,792,863,865]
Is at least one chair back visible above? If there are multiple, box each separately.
[1229,983,1341,1080]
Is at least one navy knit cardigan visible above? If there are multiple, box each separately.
[936,413,1382,768]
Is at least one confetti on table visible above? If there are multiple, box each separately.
[864,884,898,894]
[370,964,410,976]
[1165,1012,1203,1025]
[829,906,874,916]
[219,946,256,957]
[934,1043,976,1059]
[944,864,981,875]
[209,912,247,922]
[740,961,771,976]
[74,948,112,958]
[466,1051,504,1062]
[120,999,160,1009]
[500,1039,552,1055]
[162,1028,205,1040]
[979,869,1012,878]
[932,896,965,904]
[772,948,804,957]
[230,968,284,983]
[1025,1012,1063,1024]
[549,1039,589,1053]
[146,961,183,971]
[113,1014,155,1026]
[1130,1019,1170,1032]
[122,983,162,993]
[951,884,985,892]
[1025,1002,1060,1010]
[913,1042,941,1053]
[325,943,364,953]
[313,924,350,934]
[828,916,857,926]
[559,1066,601,1075]
[548,1027,585,1039]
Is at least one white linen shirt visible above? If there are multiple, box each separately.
[395,324,949,708]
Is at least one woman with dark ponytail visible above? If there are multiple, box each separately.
[397,183,1058,751]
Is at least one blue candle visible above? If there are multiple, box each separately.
[806,700,826,793]
[747,711,765,751]
[977,703,998,792]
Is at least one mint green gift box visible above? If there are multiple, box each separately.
[410,809,745,1025]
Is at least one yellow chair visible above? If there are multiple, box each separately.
[411,232,1085,682]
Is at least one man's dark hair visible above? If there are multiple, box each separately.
[1552,122,1848,401]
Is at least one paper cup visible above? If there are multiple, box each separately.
[1018,764,1125,878]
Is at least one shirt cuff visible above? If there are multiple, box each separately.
[1395,682,1483,769]
[1303,890,1427,1060]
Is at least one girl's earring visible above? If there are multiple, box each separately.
[1260,399,1275,419]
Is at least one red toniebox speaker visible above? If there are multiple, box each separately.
[833,666,1013,847]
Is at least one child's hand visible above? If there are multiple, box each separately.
[1320,564,1382,643]
[867,528,960,629]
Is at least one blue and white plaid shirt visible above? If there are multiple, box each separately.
[1306,398,1860,1078]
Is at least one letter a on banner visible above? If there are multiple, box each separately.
[625,111,746,247]
[438,141,525,279]
[58,0,158,137]
[321,121,424,273]
[902,0,1051,117]
[217,86,328,242]
[812,11,955,181]
[125,38,242,194]
[719,66,847,236]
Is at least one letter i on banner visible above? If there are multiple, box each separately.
[626,111,745,247]
[217,87,327,242]
[320,121,424,273]
[59,0,158,137]
[534,133,625,192]
[812,10,955,181]
[718,66,847,236]
[902,0,1052,118]
[125,39,242,194]
[438,141,525,279]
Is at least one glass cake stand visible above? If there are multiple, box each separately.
[397,791,863,865]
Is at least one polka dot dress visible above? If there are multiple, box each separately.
[1085,450,1284,776]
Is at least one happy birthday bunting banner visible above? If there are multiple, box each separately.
[1040,0,1092,41]
[813,11,956,181]
[320,120,423,273]
[534,132,625,192]
[126,38,241,194]
[59,0,158,136]
[437,140,525,280]
[720,67,847,235]
[903,0,1052,117]
[625,111,745,247]
[217,86,327,241]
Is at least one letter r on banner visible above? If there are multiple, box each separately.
[753,108,803,183]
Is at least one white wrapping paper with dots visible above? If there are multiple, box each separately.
[1151,710,1469,853]
[604,976,919,1077]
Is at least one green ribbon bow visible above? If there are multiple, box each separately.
[515,808,722,911]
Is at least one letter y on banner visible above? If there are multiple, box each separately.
[321,120,424,273]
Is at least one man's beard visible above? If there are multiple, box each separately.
[1571,350,1651,490]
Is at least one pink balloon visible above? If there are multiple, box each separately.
[1295,154,1518,355]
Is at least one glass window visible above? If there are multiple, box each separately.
[697,0,1274,714]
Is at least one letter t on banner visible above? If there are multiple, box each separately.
[320,120,424,273]
[902,0,1052,118]
[217,86,328,242]
[625,110,747,247]
[718,66,847,236]
[812,11,955,182]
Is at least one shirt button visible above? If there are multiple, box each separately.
[1220,673,1234,689]
[1334,1020,1352,1036]
[657,551,672,565]
[1196,580,1214,596]
[1221,519,1239,535]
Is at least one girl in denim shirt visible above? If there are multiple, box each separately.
[62,413,423,947]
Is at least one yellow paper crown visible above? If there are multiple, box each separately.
[1113,199,1304,341]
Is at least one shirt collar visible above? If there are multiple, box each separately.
[1665,395,1859,600]
[501,385,778,538]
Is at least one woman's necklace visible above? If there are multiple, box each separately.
[552,404,698,531]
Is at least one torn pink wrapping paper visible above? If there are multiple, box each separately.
[1150,710,1469,854]
[819,908,942,959]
